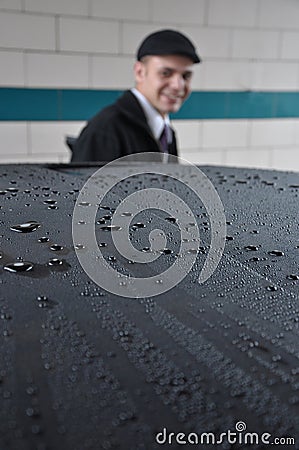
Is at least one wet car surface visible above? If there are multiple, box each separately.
[1,163,298,450]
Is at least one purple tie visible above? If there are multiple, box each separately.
[159,125,169,153]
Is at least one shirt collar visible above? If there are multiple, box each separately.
[131,88,172,142]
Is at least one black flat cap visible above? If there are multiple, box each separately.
[137,29,201,63]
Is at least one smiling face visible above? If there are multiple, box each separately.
[134,55,194,117]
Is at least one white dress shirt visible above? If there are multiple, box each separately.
[131,88,173,145]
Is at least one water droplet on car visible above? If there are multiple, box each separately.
[160,248,173,255]
[100,225,122,231]
[165,217,177,223]
[10,221,41,233]
[132,223,146,229]
[74,244,85,250]
[43,199,57,205]
[4,261,34,272]
[48,258,63,266]
[36,295,50,308]
[78,202,91,207]
[266,285,278,292]
[268,250,284,257]
[50,244,64,251]
[38,237,49,243]
[287,274,299,280]
[245,245,259,251]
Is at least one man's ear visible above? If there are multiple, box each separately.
[134,61,145,84]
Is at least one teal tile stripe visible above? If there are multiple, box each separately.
[1,87,299,121]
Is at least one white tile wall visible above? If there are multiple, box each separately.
[232,30,280,60]
[59,17,119,54]
[0,12,55,51]
[181,26,231,59]
[91,55,135,89]
[0,154,66,164]
[91,0,150,21]
[0,0,299,172]
[202,120,248,148]
[0,0,22,11]
[251,62,299,90]
[30,121,84,156]
[0,51,24,86]
[281,32,299,60]
[181,149,225,166]
[151,0,205,25]
[0,122,28,154]
[24,0,89,16]
[294,121,299,145]
[207,0,259,27]
[224,148,270,169]
[26,53,89,88]
[250,119,296,147]
[259,0,299,30]
[272,147,299,172]
[188,63,204,90]
[202,61,253,90]
[172,120,202,149]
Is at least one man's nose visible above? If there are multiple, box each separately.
[170,74,185,91]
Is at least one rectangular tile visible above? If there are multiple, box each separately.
[59,17,119,53]
[208,0,258,26]
[91,0,150,21]
[202,119,248,148]
[250,119,296,147]
[26,53,89,88]
[225,148,271,169]
[281,32,299,60]
[181,149,225,165]
[181,26,231,59]
[0,12,55,50]
[202,61,253,91]
[24,0,89,15]
[259,0,299,29]
[0,122,28,154]
[227,92,275,119]
[91,55,135,89]
[271,147,299,172]
[0,0,22,11]
[59,89,123,120]
[232,30,279,59]
[30,121,84,156]
[0,51,24,86]
[152,0,205,24]
[0,88,59,121]
[172,120,201,149]
[252,62,299,90]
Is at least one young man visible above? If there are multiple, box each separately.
[70,29,200,163]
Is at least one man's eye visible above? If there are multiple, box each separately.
[183,73,192,81]
[161,70,172,77]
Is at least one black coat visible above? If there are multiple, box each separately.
[70,90,178,162]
